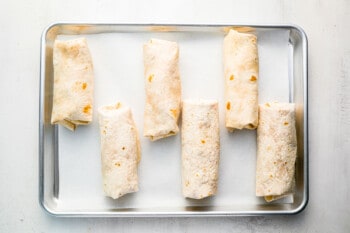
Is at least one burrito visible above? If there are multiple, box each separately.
[51,37,94,130]
[98,103,141,199]
[256,102,297,202]
[223,29,259,131]
[181,99,220,199]
[143,39,181,141]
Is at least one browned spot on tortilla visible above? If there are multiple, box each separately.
[226,102,231,110]
[83,104,91,114]
[148,74,154,82]
[122,146,126,150]
[170,109,177,118]
[115,102,121,109]
[284,121,289,126]
[185,181,190,187]
[115,162,121,167]
[265,103,271,107]
[229,74,234,80]
[201,140,206,144]
[82,82,87,90]
[250,75,257,82]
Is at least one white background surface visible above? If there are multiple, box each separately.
[0,0,349,232]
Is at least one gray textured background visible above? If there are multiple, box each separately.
[0,0,349,232]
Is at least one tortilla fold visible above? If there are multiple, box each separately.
[256,102,297,202]
[143,39,181,141]
[51,37,94,130]
[98,103,141,199]
[181,99,220,199]
[223,29,259,131]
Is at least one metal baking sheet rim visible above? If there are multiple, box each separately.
[39,22,308,217]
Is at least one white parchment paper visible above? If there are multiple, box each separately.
[57,29,291,210]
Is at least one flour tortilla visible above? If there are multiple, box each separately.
[51,37,94,130]
[223,29,259,131]
[256,102,297,202]
[143,39,181,141]
[98,103,141,199]
[181,99,220,199]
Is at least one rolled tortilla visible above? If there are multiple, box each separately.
[181,99,220,199]
[51,37,94,130]
[143,39,181,141]
[98,103,141,199]
[256,102,297,202]
[223,29,259,131]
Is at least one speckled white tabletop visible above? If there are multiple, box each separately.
[0,0,349,232]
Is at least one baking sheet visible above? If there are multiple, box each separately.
[39,23,308,216]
